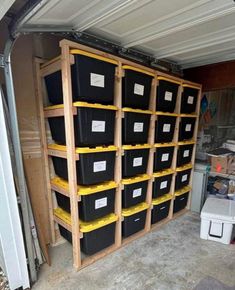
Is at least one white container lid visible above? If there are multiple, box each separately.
[201,198,235,223]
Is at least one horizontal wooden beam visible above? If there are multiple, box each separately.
[44,107,77,118]
[40,54,74,77]
[53,215,83,239]
[47,147,79,160]
[51,182,81,202]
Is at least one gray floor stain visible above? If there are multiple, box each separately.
[33,212,235,290]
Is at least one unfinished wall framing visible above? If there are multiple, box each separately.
[35,39,201,270]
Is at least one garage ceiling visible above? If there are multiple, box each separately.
[12,0,235,68]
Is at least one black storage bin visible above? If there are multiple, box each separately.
[173,191,189,213]
[122,66,154,110]
[45,50,117,105]
[177,143,194,167]
[122,108,151,145]
[47,103,117,147]
[122,145,150,178]
[151,194,172,224]
[178,117,196,141]
[81,221,116,255]
[152,170,173,199]
[122,203,148,238]
[156,78,180,113]
[53,177,117,222]
[50,144,117,185]
[155,114,177,143]
[58,224,72,243]
[175,166,192,191]
[154,145,174,172]
[54,208,117,255]
[181,86,199,114]
[122,174,150,208]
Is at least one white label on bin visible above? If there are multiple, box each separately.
[161,153,169,162]
[182,174,188,182]
[90,73,105,88]
[164,91,173,101]
[133,188,142,198]
[93,160,106,172]
[92,120,106,132]
[133,122,144,132]
[95,197,107,209]
[134,83,144,96]
[160,206,166,210]
[134,218,140,222]
[185,124,192,132]
[160,181,168,189]
[183,150,190,158]
[187,96,194,104]
[163,124,171,132]
[133,157,143,167]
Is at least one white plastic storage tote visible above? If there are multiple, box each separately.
[200,198,235,244]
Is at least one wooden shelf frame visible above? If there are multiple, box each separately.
[35,38,201,270]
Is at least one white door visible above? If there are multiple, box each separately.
[0,88,29,289]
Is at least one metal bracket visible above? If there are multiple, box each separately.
[0,54,5,68]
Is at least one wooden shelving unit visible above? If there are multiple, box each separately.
[35,39,201,270]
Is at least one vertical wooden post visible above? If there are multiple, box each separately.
[170,81,183,218]
[145,76,157,231]
[187,86,202,209]
[60,43,81,269]
[35,59,56,245]
[114,62,122,247]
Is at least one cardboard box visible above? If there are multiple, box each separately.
[228,156,235,175]
[211,155,234,174]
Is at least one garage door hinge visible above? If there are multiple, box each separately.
[0,54,4,68]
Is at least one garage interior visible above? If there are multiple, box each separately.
[0,1,235,290]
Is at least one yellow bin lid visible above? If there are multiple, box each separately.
[122,144,151,150]
[153,168,174,178]
[54,207,72,226]
[178,140,195,146]
[122,202,149,217]
[176,164,193,172]
[154,142,176,148]
[175,186,191,197]
[70,49,118,65]
[54,208,118,233]
[122,107,153,114]
[45,102,118,111]
[121,174,150,185]
[179,113,197,118]
[80,213,118,233]
[51,177,117,196]
[152,193,173,205]
[182,83,200,90]
[122,65,155,77]
[156,111,178,117]
[48,144,118,154]
[157,76,181,85]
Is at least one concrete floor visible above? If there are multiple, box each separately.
[33,213,235,290]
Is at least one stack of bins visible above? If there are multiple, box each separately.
[174,84,199,213]
[178,84,198,142]
[44,49,120,255]
[121,65,154,237]
[152,77,180,224]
